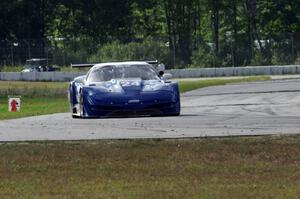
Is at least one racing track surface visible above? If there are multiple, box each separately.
[1,79,300,141]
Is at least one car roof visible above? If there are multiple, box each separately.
[26,58,47,61]
[92,61,150,70]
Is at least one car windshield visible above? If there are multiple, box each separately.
[88,64,159,82]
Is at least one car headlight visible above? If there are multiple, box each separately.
[142,84,164,91]
[108,84,123,93]
[86,87,109,96]
[87,89,96,96]
[142,84,152,91]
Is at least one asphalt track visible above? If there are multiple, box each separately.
[1,79,300,141]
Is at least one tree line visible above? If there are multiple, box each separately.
[1,0,299,68]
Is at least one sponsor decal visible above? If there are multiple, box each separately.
[120,80,140,87]
[128,99,140,103]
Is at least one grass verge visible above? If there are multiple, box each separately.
[178,76,271,93]
[0,76,270,120]
[0,97,69,120]
[0,81,69,120]
[0,136,300,198]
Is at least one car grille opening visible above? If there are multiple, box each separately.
[107,109,162,117]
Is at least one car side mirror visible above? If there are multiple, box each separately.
[162,73,172,81]
[159,71,164,77]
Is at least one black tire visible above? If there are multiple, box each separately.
[171,102,181,116]
[72,114,81,119]
[173,90,181,116]
[79,90,86,118]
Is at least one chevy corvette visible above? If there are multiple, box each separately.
[68,61,180,118]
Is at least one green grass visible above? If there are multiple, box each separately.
[0,81,68,89]
[178,76,271,93]
[0,81,69,120]
[0,76,270,120]
[0,97,69,120]
[0,136,300,198]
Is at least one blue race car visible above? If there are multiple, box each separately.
[68,61,180,118]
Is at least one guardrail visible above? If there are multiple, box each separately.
[168,65,300,78]
[0,65,300,81]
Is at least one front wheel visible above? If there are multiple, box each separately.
[171,100,181,116]
[79,90,86,118]
[172,89,181,116]
[72,114,81,119]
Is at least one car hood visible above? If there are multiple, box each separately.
[87,79,172,93]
